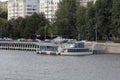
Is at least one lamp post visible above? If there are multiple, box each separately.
[78,28,80,41]
[0,24,3,38]
[77,27,80,41]
[44,25,47,40]
[44,0,48,39]
[95,24,98,41]
[0,25,2,38]
[78,33,80,41]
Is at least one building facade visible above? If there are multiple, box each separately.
[39,0,62,22]
[8,0,39,20]
[79,0,96,6]
[0,1,8,12]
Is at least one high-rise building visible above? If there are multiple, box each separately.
[0,1,8,12]
[8,0,39,20]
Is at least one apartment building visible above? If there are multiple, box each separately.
[39,0,62,22]
[40,0,96,22]
[8,0,39,20]
[0,1,8,12]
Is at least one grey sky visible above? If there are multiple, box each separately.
[0,0,8,1]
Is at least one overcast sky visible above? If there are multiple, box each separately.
[0,0,8,2]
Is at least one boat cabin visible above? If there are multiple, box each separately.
[61,41,93,55]
[36,42,61,55]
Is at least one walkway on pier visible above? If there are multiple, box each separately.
[0,41,39,51]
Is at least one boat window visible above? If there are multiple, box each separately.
[40,46,46,51]
[68,48,89,52]
[40,46,58,51]
[74,43,84,48]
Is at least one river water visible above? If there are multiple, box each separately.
[0,50,120,80]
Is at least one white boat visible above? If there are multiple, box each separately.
[36,42,62,55]
[36,41,93,56]
[60,41,93,56]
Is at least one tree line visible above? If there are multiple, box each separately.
[0,0,120,41]
[0,12,50,39]
[55,0,120,41]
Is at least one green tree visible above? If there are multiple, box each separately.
[0,10,8,38]
[86,2,96,40]
[25,13,48,39]
[95,0,112,40]
[0,18,7,38]
[48,24,58,37]
[112,0,120,38]
[76,5,87,40]
[8,18,21,39]
[0,11,7,19]
[55,0,77,38]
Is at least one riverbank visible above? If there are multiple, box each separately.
[98,42,120,54]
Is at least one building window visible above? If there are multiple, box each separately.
[27,5,32,7]
[27,12,32,14]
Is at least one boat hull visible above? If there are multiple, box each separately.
[60,52,93,56]
[36,51,60,55]
[36,50,93,56]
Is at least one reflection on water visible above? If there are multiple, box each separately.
[0,50,120,80]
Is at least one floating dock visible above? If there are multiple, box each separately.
[0,41,39,51]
